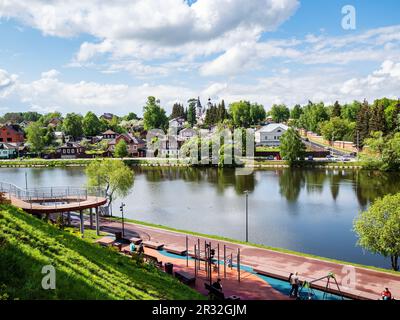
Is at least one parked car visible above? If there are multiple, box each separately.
[306,155,314,161]
[266,155,275,161]
[326,154,334,159]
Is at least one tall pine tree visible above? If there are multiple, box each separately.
[369,102,387,134]
[355,99,371,148]
[332,101,342,118]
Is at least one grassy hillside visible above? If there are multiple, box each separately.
[0,205,203,300]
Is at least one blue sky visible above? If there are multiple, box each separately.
[0,0,399,116]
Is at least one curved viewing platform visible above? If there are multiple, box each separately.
[0,182,107,214]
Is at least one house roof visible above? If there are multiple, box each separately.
[109,133,146,145]
[256,123,289,133]
[102,129,116,135]
[0,124,24,134]
[58,142,83,149]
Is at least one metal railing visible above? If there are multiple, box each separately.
[0,181,106,209]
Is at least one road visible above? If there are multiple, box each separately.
[301,138,352,157]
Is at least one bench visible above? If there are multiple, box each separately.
[143,253,163,268]
[96,236,115,247]
[142,241,164,250]
[174,270,196,286]
[164,246,188,256]
[205,283,225,300]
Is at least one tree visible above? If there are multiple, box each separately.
[354,193,400,271]
[124,112,138,121]
[216,100,228,123]
[143,96,168,131]
[290,104,303,120]
[204,104,218,127]
[331,101,342,118]
[26,122,45,154]
[364,131,385,160]
[170,103,185,119]
[280,128,306,165]
[82,111,103,137]
[298,101,329,133]
[250,103,266,125]
[342,101,362,122]
[43,126,55,146]
[63,113,83,140]
[269,104,290,123]
[369,102,387,134]
[114,139,129,158]
[86,159,134,214]
[187,99,197,127]
[229,101,251,128]
[320,117,355,141]
[355,100,370,147]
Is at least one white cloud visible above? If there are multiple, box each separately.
[2,69,196,115]
[0,69,17,97]
[0,0,300,76]
[340,60,400,99]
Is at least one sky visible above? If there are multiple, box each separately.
[0,0,400,116]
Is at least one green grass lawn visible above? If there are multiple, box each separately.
[0,205,203,300]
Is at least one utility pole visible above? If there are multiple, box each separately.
[120,202,126,238]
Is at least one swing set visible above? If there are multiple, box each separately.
[298,272,345,300]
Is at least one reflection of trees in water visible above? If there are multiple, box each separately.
[351,170,400,208]
[136,167,400,207]
[278,169,305,202]
[304,170,326,194]
[136,167,256,195]
[329,170,344,201]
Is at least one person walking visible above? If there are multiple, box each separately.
[289,272,300,298]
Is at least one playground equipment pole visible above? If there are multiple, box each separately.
[217,243,220,278]
[194,245,197,279]
[197,239,201,270]
[186,236,189,267]
[224,245,226,278]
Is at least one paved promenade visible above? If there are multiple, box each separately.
[99,219,400,300]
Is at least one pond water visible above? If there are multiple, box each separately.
[1,166,399,269]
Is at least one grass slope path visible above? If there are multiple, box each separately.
[0,205,202,300]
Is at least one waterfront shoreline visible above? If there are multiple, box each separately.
[0,157,366,170]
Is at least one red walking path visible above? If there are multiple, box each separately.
[98,219,399,300]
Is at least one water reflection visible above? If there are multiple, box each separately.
[138,167,257,195]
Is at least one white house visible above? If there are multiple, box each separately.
[179,128,197,141]
[255,123,289,146]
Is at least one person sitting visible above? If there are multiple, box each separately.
[381,288,392,301]
[137,243,144,255]
[129,242,136,254]
[212,278,223,292]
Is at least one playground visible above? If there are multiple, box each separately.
[96,218,400,300]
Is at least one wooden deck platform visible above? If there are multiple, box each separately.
[6,193,107,214]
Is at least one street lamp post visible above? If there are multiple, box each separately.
[120,202,126,238]
[244,190,249,242]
